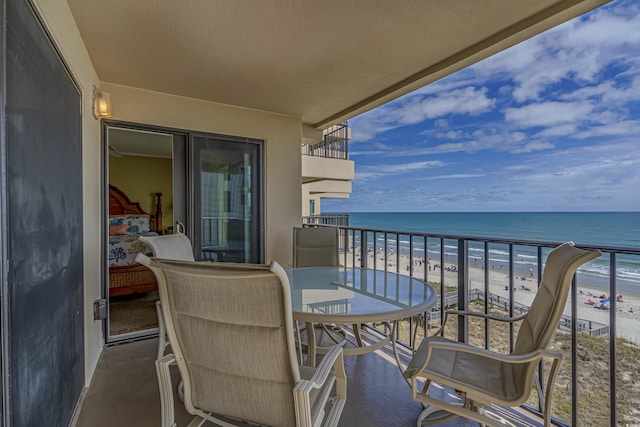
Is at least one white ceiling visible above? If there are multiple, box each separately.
[67,0,609,128]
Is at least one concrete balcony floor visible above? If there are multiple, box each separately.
[74,337,542,427]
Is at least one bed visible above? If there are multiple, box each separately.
[108,185,163,297]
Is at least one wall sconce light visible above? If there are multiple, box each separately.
[92,85,112,119]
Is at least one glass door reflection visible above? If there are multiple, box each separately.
[191,135,263,263]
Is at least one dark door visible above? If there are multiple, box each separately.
[3,0,84,425]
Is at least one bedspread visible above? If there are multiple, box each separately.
[108,233,159,267]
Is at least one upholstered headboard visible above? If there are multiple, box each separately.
[109,184,163,234]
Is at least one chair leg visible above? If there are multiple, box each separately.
[417,406,460,426]
[352,323,364,347]
[185,417,206,427]
[542,356,562,427]
[473,404,516,427]
[156,354,176,427]
[156,300,170,360]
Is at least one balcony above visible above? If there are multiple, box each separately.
[302,156,354,184]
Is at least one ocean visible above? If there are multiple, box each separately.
[345,212,640,294]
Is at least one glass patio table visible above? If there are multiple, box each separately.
[286,266,437,367]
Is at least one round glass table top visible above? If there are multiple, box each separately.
[286,267,437,323]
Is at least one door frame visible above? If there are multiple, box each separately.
[102,120,187,344]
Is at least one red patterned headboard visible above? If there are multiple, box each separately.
[108,184,163,233]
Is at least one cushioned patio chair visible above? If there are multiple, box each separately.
[403,241,600,426]
[138,256,347,427]
[293,226,340,268]
[139,233,195,360]
[293,226,352,357]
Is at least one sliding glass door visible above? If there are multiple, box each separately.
[191,135,263,263]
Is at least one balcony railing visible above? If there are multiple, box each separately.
[302,213,349,227]
[302,122,349,160]
[314,224,639,427]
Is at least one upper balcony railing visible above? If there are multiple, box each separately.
[302,213,349,227]
[303,223,639,427]
[302,122,349,160]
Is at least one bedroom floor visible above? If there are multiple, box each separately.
[109,291,159,335]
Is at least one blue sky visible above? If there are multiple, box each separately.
[324,0,640,213]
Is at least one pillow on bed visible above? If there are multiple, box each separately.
[109,224,129,235]
[109,215,151,234]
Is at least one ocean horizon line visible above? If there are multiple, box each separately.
[323,210,640,214]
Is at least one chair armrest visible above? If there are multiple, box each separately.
[432,340,560,363]
[297,344,344,391]
[294,344,346,427]
[136,253,151,265]
[411,339,562,378]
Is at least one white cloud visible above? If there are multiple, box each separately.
[355,128,554,157]
[470,0,640,102]
[535,124,578,138]
[561,76,640,105]
[504,102,594,128]
[378,160,444,173]
[509,141,555,154]
[574,120,640,139]
[503,141,640,192]
[421,174,485,180]
[350,86,495,142]
[415,87,495,120]
[355,160,445,181]
[603,76,640,103]
[436,130,464,139]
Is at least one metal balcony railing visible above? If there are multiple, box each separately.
[302,122,349,160]
[302,214,349,227]
[304,224,639,426]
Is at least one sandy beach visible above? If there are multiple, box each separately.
[346,249,640,344]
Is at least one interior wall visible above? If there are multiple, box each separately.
[100,83,303,267]
[30,0,104,388]
[109,156,174,231]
